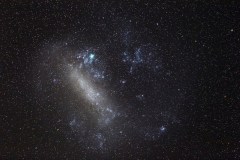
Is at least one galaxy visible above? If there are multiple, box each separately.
[36,31,172,152]
[1,1,240,159]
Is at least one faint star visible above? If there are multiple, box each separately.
[160,126,166,132]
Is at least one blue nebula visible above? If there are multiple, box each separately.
[89,53,95,60]
[83,52,95,65]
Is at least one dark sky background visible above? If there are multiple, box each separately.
[1,1,240,159]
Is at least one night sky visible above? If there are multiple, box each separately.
[1,1,240,159]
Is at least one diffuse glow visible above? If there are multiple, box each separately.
[69,67,116,126]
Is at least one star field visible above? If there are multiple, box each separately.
[1,1,240,159]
